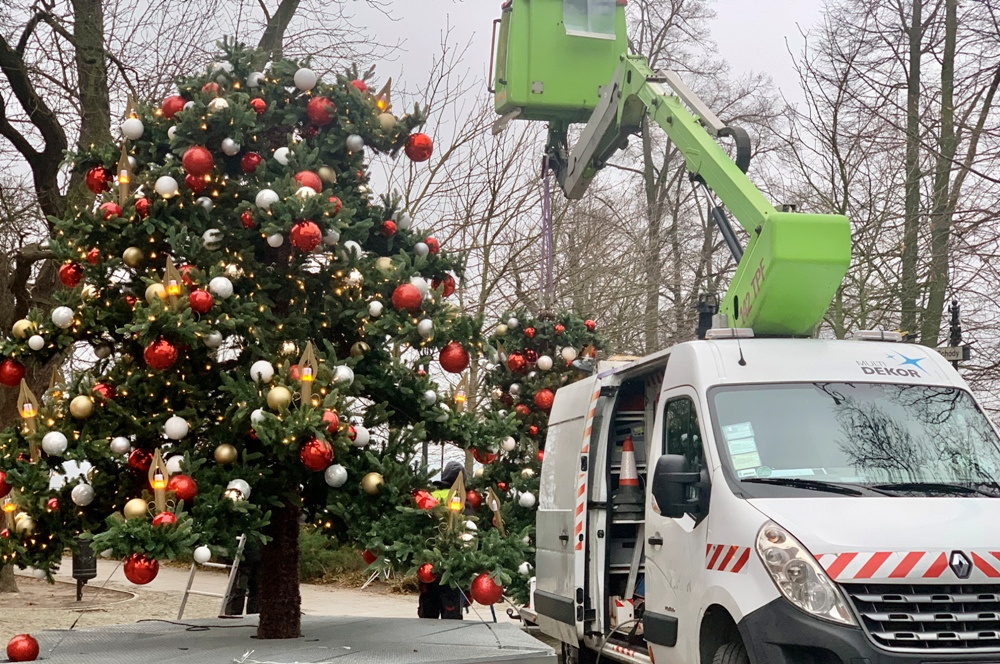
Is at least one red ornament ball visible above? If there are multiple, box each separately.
[471,449,498,465]
[99,202,122,220]
[92,382,116,401]
[307,96,336,125]
[167,474,198,502]
[0,359,25,388]
[537,449,545,462]
[528,425,540,437]
[391,283,423,312]
[59,263,84,287]
[524,349,538,363]
[299,438,333,472]
[86,248,100,265]
[328,196,343,215]
[507,352,527,373]
[404,133,434,162]
[128,448,153,473]
[585,319,597,331]
[524,326,536,339]
[152,511,177,527]
[250,98,267,114]
[241,152,262,173]
[85,166,111,194]
[185,174,208,193]
[125,294,138,307]
[470,573,504,605]
[362,549,378,565]
[381,220,397,236]
[322,410,340,433]
[432,274,456,297]
[188,290,214,314]
[417,563,437,584]
[414,490,438,510]
[290,221,322,252]
[554,324,565,335]
[161,95,186,119]
[178,263,197,286]
[294,170,323,192]
[201,81,221,95]
[0,472,11,499]
[240,211,256,229]
[6,634,39,662]
[135,197,151,219]
[439,341,470,374]
[0,529,9,539]
[46,497,59,512]
[350,79,368,93]
[497,481,508,491]
[466,490,483,510]
[123,553,159,585]
[144,338,178,370]
[425,237,440,254]
[533,388,555,410]
[182,146,214,177]
[515,404,531,417]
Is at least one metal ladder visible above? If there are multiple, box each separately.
[177,535,245,619]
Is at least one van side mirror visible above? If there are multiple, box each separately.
[651,454,707,520]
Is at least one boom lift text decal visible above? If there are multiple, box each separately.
[738,259,766,323]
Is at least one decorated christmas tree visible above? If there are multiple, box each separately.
[0,40,503,639]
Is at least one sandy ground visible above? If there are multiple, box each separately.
[0,557,521,643]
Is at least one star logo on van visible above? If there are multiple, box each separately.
[896,354,926,372]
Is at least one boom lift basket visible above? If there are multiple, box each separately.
[493,0,627,123]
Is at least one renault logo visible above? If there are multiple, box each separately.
[949,551,973,579]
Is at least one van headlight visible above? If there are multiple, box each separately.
[755,522,856,626]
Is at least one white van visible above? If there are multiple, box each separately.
[534,334,1000,664]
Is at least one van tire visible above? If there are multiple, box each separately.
[712,642,749,664]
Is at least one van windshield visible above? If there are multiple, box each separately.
[710,383,1000,496]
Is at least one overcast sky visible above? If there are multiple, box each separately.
[355,0,827,109]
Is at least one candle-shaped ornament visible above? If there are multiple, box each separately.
[486,487,506,536]
[374,78,392,112]
[2,496,15,530]
[148,449,169,514]
[297,341,319,403]
[445,472,466,532]
[17,380,40,459]
[162,257,184,311]
[117,142,132,208]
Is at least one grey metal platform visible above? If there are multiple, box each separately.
[27,614,557,663]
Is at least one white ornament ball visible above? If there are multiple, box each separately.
[183,101,195,110]
[207,97,229,113]
[267,233,284,248]
[518,562,532,577]
[110,436,131,455]
[507,317,520,329]
[273,147,290,166]
[154,175,179,198]
[208,276,234,299]
[31,568,45,579]
[167,127,178,143]
[210,61,233,74]
[250,360,275,384]
[202,228,223,250]
[221,138,241,156]
[333,366,355,385]
[247,71,264,87]
[343,240,362,258]
[410,277,429,295]
[226,479,251,501]
[501,436,517,452]
[51,306,75,329]
[324,464,348,488]
[394,211,413,230]
[28,335,45,351]
[414,242,429,257]
[128,156,138,170]
[196,196,214,212]
[250,408,267,425]
[293,67,318,91]
[295,186,317,200]
[345,134,365,152]
[436,403,451,423]
[121,118,144,140]
[203,331,224,348]
[164,415,189,440]
[165,455,184,475]
[323,229,340,245]
[41,431,68,456]
[537,355,553,371]
[519,492,537,508]
[417,319,434,338]
[351,425,370,447]
[71,483,95,507]
[561,346,578,362]
[423,390,437,405]
[193,545,212,565]
[368,301,383,318]
[255,188,280,209]
[465,520,478,532]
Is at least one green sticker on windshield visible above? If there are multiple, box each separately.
[722,422,754,441]
[731,451,761,470]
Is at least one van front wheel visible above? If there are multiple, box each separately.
[712,642,749,664]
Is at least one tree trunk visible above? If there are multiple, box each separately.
[899,0,923,337]
[257,500,301,639]
[0,564,18,593]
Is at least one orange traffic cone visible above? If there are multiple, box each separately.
[612,434,644,522]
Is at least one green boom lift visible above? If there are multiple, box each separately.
[490,0,851,336]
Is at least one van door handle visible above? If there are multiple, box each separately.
[648,534,664,547]
[559,532,570,545]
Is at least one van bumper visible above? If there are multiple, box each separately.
[739,598,1000,663]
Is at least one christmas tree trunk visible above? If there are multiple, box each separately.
[257,501,301,639]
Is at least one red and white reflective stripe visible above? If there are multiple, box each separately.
[706,544,751,573]
[574,385,602,551]
[817,551,1000,580]
[619,435,639,487]
[609,644,639,658]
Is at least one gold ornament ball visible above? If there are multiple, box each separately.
[207,97,229,113]
[495,324,508,336]
[214,443,238,464]
[87,466,98,483]
[521,468,536,479]
[361,472,384,495]
[266,385,293,410]
[474,467,484,478]
[377,113,397,131]
[279,341,298,357]
[124,498,148,519]
[11,319,34,339]
[70,395,95,419]
[145,283,167,304]
[13,511,27,525]
[224,264,244,280]
[122,247,143,268]
[350,341,370,357]
[374,257,395,275]
[14,514,34,535]
[318,166,337,183]
[81,285,99,301]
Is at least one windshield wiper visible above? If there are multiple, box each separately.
[741,477,867,496]
[868,481,996,497]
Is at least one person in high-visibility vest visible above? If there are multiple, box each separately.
[418,461,467,620]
